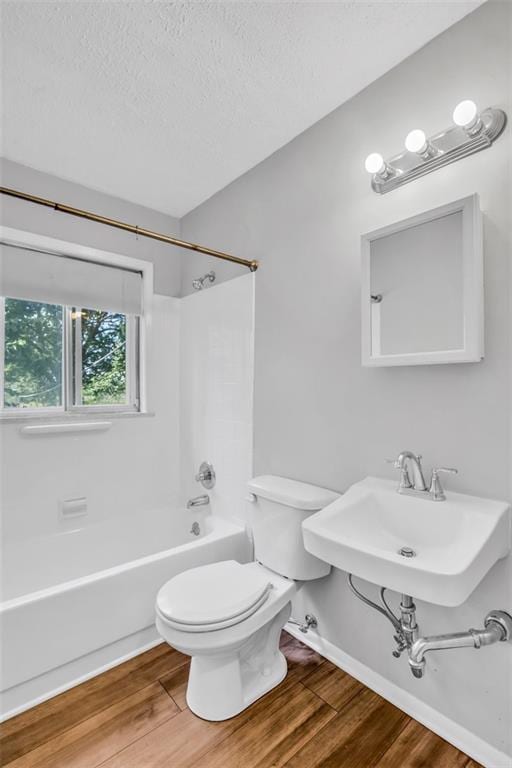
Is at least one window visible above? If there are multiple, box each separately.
[0,243,144,416]
[74,308,129,407]
[1,300,139,414]
[3,298,64,409]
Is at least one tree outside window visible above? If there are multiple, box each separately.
[2,298,136,412]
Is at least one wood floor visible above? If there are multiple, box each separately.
[0,632,480,768]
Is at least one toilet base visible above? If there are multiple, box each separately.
[185,604,291,721]
[186,648,287,721]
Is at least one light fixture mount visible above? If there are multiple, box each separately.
[370,106,506,194]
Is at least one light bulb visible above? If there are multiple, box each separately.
[453,100,478,128]
[405,129,427,154]
[365,153,385,174]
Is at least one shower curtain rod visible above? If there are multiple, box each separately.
[0,187,259,272]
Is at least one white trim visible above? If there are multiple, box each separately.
[68,404,138,414]
[1,405,68,418]
[0,227,152,281]
[72,305,83,405]
[0,226,153,413]
[20,421,113,436]
[0,410,154,423]
[64,304,73,410]
[285,624,511,768]
[361,194,484,367]
[125,314,137,408]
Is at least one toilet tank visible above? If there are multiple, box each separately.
[247,475,340,580]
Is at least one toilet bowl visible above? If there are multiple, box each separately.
[156,475,339,721]
[156,560,295,720]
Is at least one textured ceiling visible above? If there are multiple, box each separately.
[1,1,482,217]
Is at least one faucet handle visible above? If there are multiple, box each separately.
[195,461,216,489]
[430,467,458,501]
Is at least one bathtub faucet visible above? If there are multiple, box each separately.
[187,494,210,509]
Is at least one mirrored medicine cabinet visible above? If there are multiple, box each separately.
[361,194,483,367]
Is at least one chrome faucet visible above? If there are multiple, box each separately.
[387,451,457,501]
[387,451,427,492]
[187,494,210,509]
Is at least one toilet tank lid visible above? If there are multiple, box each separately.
[248,475,340,511]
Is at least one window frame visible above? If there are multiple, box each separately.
[68,308,140,414]
[0,227,152,421]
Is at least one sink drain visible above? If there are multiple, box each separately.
[398,546,416,558]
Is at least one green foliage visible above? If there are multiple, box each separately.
[4,299,63,408]
[3,299,127,409]
[80,309,126,405]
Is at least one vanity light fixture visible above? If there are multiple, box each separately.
[364,152,385,174]
[404,129,437,160]
[366,99,506,194]
[452,99,483,135]
[364,152,396,180]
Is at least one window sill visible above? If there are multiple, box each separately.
[0,411,155,425]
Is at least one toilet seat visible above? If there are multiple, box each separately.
[156,560,273,633]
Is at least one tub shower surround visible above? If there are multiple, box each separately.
[0,278,255,719]
[180,274,255,529]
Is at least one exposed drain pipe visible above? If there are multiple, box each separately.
[408,610,512,678]
[347,574,512,679]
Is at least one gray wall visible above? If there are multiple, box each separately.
[181,2,512,757]
[370,211,464,355]
[1,159,182,296]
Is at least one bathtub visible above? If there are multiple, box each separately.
[0,510,251,720]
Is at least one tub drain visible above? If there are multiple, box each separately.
[398,546,416,558]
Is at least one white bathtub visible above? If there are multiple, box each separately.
[0,510,251,719]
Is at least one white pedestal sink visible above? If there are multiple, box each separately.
[302,477,510,606]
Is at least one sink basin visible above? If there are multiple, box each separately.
[302,477,510,606]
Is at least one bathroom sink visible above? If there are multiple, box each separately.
[302,477,510,606]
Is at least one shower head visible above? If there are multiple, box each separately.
[192,271,216,291]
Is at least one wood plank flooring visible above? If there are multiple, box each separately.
[0,632,481,768]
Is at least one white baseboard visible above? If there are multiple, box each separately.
[0,627,162,722]
[285,623,512,768]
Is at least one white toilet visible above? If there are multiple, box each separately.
[155,475,339,721]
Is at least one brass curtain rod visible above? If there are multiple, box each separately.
[0,187,259,272]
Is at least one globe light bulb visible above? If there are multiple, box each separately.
[453,100,478,128]
[405,129,427,154]
[365,153,385,175]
